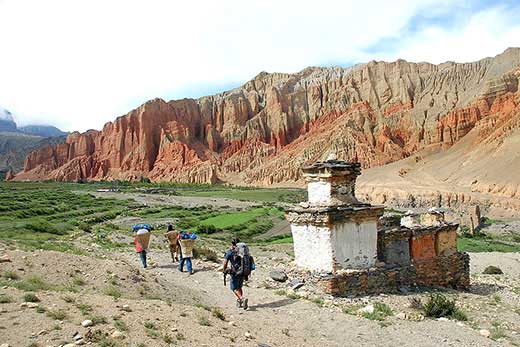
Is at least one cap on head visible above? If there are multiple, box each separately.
[231,237,240,246]
[167,224,174,231]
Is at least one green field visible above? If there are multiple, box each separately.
[457,234,520,253]
[2,181,519,254]
[0,182,294,252]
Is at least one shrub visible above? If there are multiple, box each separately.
[62,295,75,303]
[78,222,92,232]
[0,294,13,304]
[104,285,122,299]
[89,315,107,324]
[197,315,211,326]
[163,334,174,344]
[143,321,156,329]
[361,303,394,321]
[113,317,128,331]
[46,309,67,320]
[23,293,40,302]
[408,297,423,310]
[483,266,503,275]
[211,307,225,320]
[25,219,65,235]
[197,224,219,234]
[36,305,46,313]
[3,270,20,280]
[15,276,52,291]
[423,294,467,321]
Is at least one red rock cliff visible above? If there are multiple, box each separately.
[15,48,520,186]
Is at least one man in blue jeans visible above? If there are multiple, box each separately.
[178,238,194,275]
[223,237,248,310]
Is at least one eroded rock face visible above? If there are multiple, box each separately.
[15,48,520,190]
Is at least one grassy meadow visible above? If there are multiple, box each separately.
[0,181,296,254]
[1,181,519,255]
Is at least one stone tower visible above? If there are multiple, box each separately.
[286,158,384,273]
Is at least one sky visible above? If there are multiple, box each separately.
[0,0,519,132]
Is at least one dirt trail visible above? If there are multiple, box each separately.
[1,244,518,346]
[123,246,508,347]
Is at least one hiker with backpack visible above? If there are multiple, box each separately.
[165,224,180,263]
[222,237,254,310]
[133,224,152,269]
[178,231,197,275]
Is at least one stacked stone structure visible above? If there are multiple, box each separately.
[286,158,470,296]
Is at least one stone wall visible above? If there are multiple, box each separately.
[318,222,470,296]
[320,252,469,296]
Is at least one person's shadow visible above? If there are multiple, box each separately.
[248,298,295,311]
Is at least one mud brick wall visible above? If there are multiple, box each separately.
[320,252,469,296]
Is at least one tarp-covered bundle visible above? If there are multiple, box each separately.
[133,224,152,250]
[132,224,152,232]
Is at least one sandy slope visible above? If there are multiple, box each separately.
[358,123,520,217]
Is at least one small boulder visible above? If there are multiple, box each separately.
[81,319,93,327]
[269,270,288,282]
[111,331,125,339]
[483,266,503,275]
[27,303,39,308]
[290,278,305,290]
[359,304,374,314]
[480,329,491,338]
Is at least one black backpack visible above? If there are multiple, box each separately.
[231,242,254,279]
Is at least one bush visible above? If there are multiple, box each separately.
[25,219,66,235]
[197,315,211,326]
[197,224,219,234]
[361,302,393,321]
[104,285,122,299]
[423,294,467,321]
[23,293,40,302]
[0,294,13,304]
[14,276,52,291]
[483,266,503,275]
[46,309,67,320]
[3,270,20,280]
[211,307,225,320]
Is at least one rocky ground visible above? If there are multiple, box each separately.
[1,239,520,347]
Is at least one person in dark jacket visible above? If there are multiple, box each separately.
[223,237,248,309]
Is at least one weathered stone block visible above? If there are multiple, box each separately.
[410,233,436,261]
[378,228,411,266]
[436,229,457,256]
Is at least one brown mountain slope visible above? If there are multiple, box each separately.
[14,49,520,202]
[358,83,520,216]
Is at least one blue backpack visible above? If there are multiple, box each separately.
[132,224,152,232]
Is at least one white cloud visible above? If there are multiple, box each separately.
[0,0,518,131]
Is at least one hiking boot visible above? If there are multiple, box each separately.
[236,299,243,308]
[242,298,249,310]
